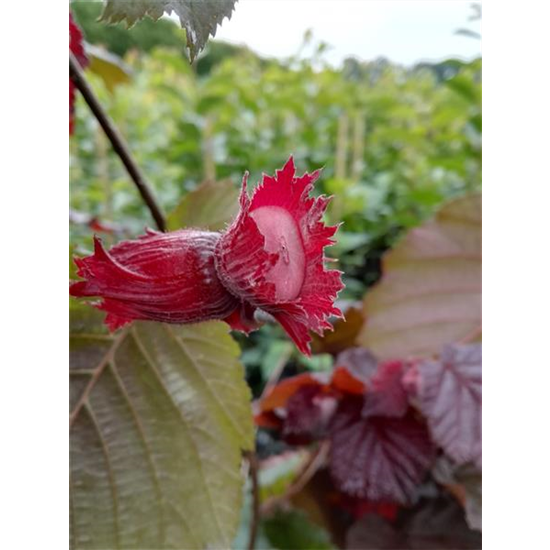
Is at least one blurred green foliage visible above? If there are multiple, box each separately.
[70,16,481,394]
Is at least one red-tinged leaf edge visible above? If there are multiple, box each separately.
[69,12,88,134]
[259,373,327,413]
[331,366,367,395]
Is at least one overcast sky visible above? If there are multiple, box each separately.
[213,0,482,66]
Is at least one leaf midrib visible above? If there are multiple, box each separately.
[130,326,228,547]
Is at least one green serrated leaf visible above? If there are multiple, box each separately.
[100,0,238,62]
[70,304,253,549]
[167,178,240,231]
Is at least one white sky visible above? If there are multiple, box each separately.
[213,0,482,66]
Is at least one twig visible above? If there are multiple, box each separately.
[244,451,260,550]
[69,51,167,232]
[260,441,330,516]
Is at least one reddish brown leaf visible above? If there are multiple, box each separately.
[362,361,409,418]
[283,385,338,442]
[346,495,481,549]
[330,398,435,504]
[417,343,482,467]
[331,366,367,395]
[334,347,378,384]
[311,302,365,355]
[330,492,399,521]
[359,194,481,359]
[259,373,325,413]
[254,410,283,430]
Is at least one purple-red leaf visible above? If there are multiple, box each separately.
[432,457,482,532]
[283,385,337,443]
[331,366,367,395]
[346,495,482,549]
[417,343,482,466]
[329,397,435,504]
[334,347,378,385]
[362,360,409,418]
[259,373,325,413]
